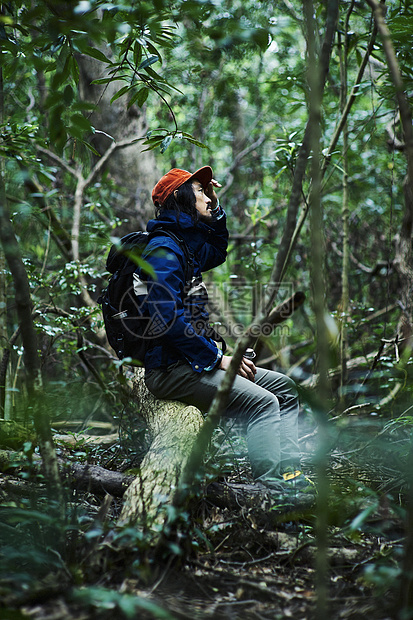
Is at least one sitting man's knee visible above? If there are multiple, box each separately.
[277,373,298,397]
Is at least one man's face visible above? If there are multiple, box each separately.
[192,180,212,221]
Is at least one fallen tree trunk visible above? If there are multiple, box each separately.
[0,292,307,525]
[118,368,204,528]
[0,449,134,497]
[1,450,316,523]
[119,292,308,527]
[65,463,133,497]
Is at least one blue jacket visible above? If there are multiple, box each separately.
[141,208,228,373]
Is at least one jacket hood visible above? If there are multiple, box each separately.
[146,210,213,253]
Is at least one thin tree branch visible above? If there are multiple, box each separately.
[0,186,63,503]
[84,135,143,188]
[36,145,78,177]
[171,1,340,517]
[71,176,86,264]
[283,18,378,276]
[264,0,340,312]
[322,19,378,176]
[330,240,392,274]
[72,135,146,315]
[219,135,267,197]
[0,326,20,417]
[365,0,413,180]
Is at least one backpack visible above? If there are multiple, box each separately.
[98,229,194,364]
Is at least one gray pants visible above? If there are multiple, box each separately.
[145,363,301,491]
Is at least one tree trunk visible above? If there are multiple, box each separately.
[0,62,9,420]
[119,368,204,528]
[338,2,354,399]
[395,178,413,354]
[304,1,338,616]
[0,222,10,420]
[77,52,159,231]
[366,0,413,357]
[0,191,63,505]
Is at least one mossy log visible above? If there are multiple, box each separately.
[119,368,204,527]
[0,420,36,451]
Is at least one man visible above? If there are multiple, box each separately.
[140,165,310,500]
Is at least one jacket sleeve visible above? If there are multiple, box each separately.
[141,240,223,373]
[198,208,229,272]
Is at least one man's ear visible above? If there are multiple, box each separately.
[174,189,178,199]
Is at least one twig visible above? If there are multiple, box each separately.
[36,145,78,177]
[330,240,392,275]
[84,136,141,188]
[220,135,266,197]
[149,555,175,594]
[219,551,277,567]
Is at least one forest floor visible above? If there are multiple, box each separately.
[2,416,407,620]
[14,494,403,620]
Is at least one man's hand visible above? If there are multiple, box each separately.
[219,355,257,382]
[205,179,222,210]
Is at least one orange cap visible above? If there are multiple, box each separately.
[152,166,213,206]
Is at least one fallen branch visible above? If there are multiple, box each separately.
[65,462,133,496]
[0,449,133,497]
[0,448,316,517]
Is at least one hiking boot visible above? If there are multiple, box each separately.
[282,470,316,494]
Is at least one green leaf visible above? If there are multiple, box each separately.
[348,502,378,531]
[120,250,156,278]
[0,15,14,25]
[146,41,162,62]
[133,42,142,67]
[91,77,113,85]
[160,134,172,153]
[182,135,208,149]
[69,55,80,85]
[70,113,92,132]
[63,84,74,105]
[143,64,167,82]
[51,52,71,90]
[83,141,101,156]
[110,85,131,104]
[142,141,164,152]
[0,38,18,55]
[138,55,159,70]
[127,87,149,108]
[83,45,111,64]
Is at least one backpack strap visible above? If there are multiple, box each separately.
[147,228,194,287]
